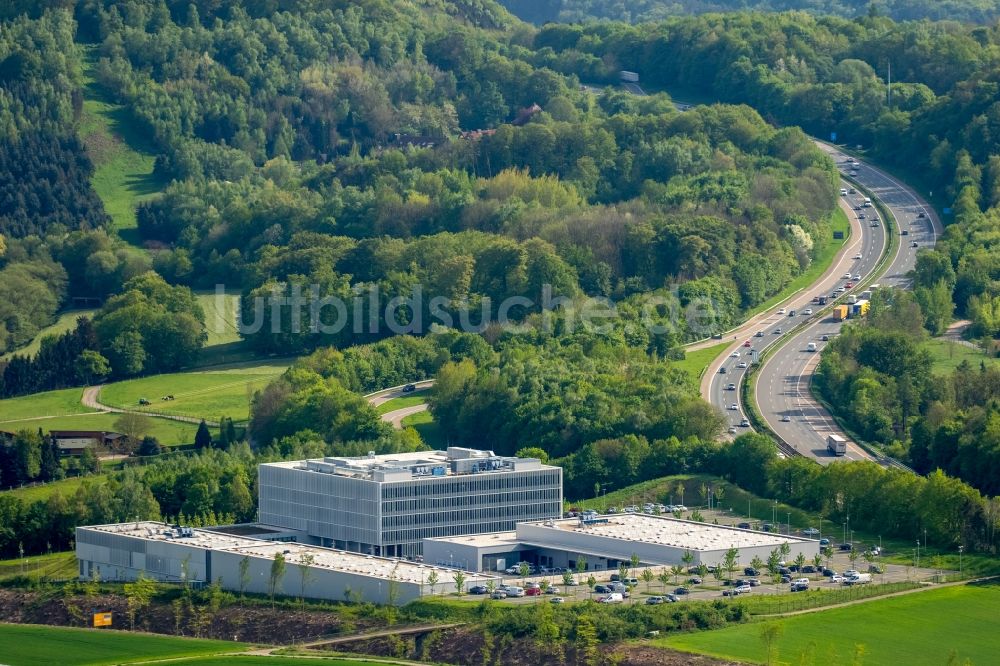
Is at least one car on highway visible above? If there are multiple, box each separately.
[819,538,830,546]
[901,229,909,235]
[821,334,830,341]
[728,426,737,434]
[774,327,783,334]
[726,383,736,390]
[666,594,680,602]
[719,366,727,374]
[789,309,796,317]
[777,308,786,315]
[402,383,416,393]
[845,282,854,289]
[729,404,739,411]
[755,330,764,337]
[740,418,750,427]
[744,339,751,347]
[737,361,748,368]
[918,211,926,217]
[912,241,919,247]
[858,212,866,219]
[781,415,791,422]
[853,273,862,280]
[843,272,853,279]
[730,351,740,358]
[803,308,813,315]
[853,253,863,259]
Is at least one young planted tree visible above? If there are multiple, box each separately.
[576,557,587,580]
[681,550,695,570]
[670,564,684,585]
[641,567,654,592]
[767,548,781,575]
[617,561,629,581]
[697,563,709,583]
[426,570,439,595]
[630,553,640,578]
[586,574,596,589]
[297,552,315,607]
[518,561,530,585]
[658,569,671,592]
[268,552,286,608]
[750,555,764,573]
[794,552,807,572]
[238,555,251,604]
[723,547,740,581]
[452,570,467,596]
[849,548,860,568]
[813,553,824,571]
[562,571,574,587]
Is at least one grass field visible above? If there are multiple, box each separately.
[0,474,106,503]
[0,387,95,423]
[665,583,1000,665]
[376,394,428,415]
[79,47,164,237]
[0,623,244,666]
[0,413,197,446]
[170,658,408,665]
[196,291,243,347]
[99,364,289,422]
[402,409,445,448]
[0,551,77,582]
[674,342,729,383]
[0,310,97,362]
[925,337,996,373]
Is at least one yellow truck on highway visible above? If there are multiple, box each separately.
[833,304,849,321]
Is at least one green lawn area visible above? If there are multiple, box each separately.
[0,309,97,362]
[0,387,95,423]
[402,409,444,448]
[99,365,288,422]
[0,475,105,504]
[196,291,243,347]
[674,342,729,383]
[171,658,408,666]
[79,46,164,237]
[0,623,245,666]
[0,413,197,447]
[376,393,429,415]
[0,551,77,582]
[925,337,997,373]
[664,583,1000,666]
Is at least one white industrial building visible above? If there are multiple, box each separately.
[258,447,563,558]
[76,522,496,605]
[423,513,819,572]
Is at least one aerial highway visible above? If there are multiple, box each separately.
[753,146,942,464]
[703,181,883,447]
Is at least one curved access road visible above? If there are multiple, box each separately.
[364,380,433,429]
[704,187,883,441]
[754,146,943,464]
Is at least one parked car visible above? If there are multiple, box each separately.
[744,567,759,576]
[830,575,845,583]
[780,575,791,583]
[469,585,488,595]
[594,584,610,594]
[609,574,621,582]
[491,590,507,599]
[646,596,665,605]
[688,577,703,585]
[819,538,830,546]
[674,587,690,595]
[734,584,752,594]
[801,565,816,573]
[839,543,854,551]
[550,597,565,604]
[822,568,836,577]
[525,587,542,596]
[600,593,624,604]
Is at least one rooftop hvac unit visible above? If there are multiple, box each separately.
[368,451,376,459]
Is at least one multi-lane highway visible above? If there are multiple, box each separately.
[753,146,942,463]
[704,183,883,443]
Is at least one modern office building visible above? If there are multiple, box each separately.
[423,513,820,572]
[76,521,496,605]
[258,447,563,558]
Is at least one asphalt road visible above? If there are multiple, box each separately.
[705,183,882,444]
[754,146,942,464]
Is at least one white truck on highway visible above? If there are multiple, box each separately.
[620,70,639,82]
[827,434,847,456]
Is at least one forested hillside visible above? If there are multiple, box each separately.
[500,0,1000,25]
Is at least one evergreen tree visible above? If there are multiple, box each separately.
[195,420,212,449]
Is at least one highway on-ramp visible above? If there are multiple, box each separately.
[753,146,942,464]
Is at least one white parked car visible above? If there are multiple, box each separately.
[830,575,845,583]
[734,584,752,594]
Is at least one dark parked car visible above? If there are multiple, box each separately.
[594,584,610,594]
[737,522,751,529]
[688,577,703,585]
[609,574,621,582]
[744,567,759,576]
[779,567,791,575]
[839,543,854,551]
[674,587,690,595]
[823,568,836,577]
[666,594,680,602]
[801,566,816,573]
[781,575,791,583]
[469,585,488,595]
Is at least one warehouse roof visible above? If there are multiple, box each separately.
[82,522,494,585]
[528,514,813,551]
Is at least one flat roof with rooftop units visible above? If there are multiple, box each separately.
[424,513,820,572]
[76,521,496,605]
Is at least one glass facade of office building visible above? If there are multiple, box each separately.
[259,449,563,558]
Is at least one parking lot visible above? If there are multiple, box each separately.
[468,507,952,605]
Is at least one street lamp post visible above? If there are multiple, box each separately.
[959,545,964,578]
[916,540,920,569]
[786,512,791,536]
